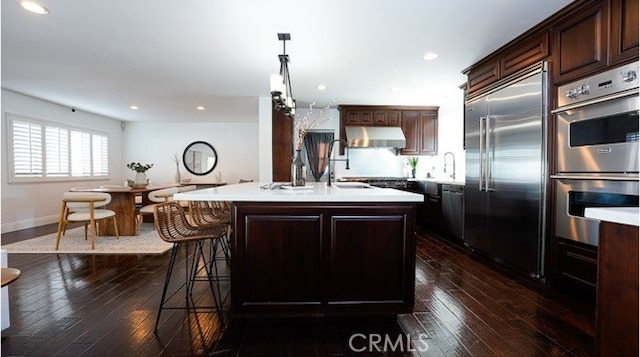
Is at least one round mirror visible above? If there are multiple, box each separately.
[183,141,218,176]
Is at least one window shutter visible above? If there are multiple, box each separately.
[92,135,109,176]
[12,120,43,177]
[8,113,110,181]
[45,126,70,176]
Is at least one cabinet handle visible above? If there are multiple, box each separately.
[479,116,486,191]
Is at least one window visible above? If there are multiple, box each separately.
[7,113,110,182]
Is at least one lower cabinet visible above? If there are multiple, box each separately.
[231,202,417,318]
[549,237,598,299]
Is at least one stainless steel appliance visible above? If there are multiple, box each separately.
[554,178,638,246]
[464,63,548,279]
[554,61,639,174]
[441,184,463,240]
[552,61,639,247]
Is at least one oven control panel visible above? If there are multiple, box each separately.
[558,61,639,107]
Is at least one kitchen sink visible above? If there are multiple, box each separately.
[332,182,373,189]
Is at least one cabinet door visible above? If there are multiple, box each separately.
[359,111,374,125]
[467,60,500,95]
[387,111,401,126]
[553,1,608,83]
[344,111,360,125]
[401,111,420,155]
[419,111,437,155]
[328,214,408,302]
[374,111,388,126]
[609,0,639,65]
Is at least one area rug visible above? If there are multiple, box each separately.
[2,223,173,254]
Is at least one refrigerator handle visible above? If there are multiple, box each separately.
[479,116,486,191]
[485,116,492,192]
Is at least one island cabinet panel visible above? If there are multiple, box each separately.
[231,202,416,318]
[328,215,405,302]
[240,214,323,304]
[596,221,639,356]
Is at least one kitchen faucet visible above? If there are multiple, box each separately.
[444,151,455,180]
[327,139,350,186]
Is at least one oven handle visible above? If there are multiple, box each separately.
[551,88,639,114]
[551,174,640,181]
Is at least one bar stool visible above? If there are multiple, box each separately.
[153,201,229,332]
[189,201,232,265]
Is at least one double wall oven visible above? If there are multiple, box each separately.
[552,61,639,247]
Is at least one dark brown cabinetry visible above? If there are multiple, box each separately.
[464,0,639,95]
[231,202,416,318]
[552,0,609,84]
[466,32,550,95]
[553,0,639,84]
[610,0,640,65]
[550,237,598,298]
[400,110,437,155]
[271,106,293,182]
[338,105,437,155]
[596,221,639,356]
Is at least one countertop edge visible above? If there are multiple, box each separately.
[584,207,640,227]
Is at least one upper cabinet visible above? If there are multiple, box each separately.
[339,105,438,155]
[464,0,639,95]
[553,0,639,84]
[552,0,609,84]
[609,0,640,65]
[400,110,438,156]
[466,32,550,94]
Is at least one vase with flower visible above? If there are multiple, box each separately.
[126,162,153,187]
[291,101,337,186]
[407,156,419,178]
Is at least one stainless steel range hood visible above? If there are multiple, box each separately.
[345,126,406,148]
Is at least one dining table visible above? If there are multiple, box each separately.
[70,184,180,236]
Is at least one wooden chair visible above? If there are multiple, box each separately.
[153,201,229,331]
[55,192,119,250]
[137,187,179,234]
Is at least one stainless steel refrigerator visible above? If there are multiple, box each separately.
[464,63,548,279]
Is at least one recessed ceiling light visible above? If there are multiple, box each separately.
[390,87,400,93]
[316,84,327,91]
[196,106,205,111]
[19,1,49,14]
[129,105,139,110]
[422,52,439,61]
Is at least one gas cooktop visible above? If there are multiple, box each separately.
[338,176,408,188]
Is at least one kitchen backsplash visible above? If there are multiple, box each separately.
[329,148,464,181]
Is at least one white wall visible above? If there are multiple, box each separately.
[1,90,266,233]
[123,121,259,185]
[1,90,124,232]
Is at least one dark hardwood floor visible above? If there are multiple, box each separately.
[1,224,594,356]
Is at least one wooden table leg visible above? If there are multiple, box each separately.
[99,192,137,236]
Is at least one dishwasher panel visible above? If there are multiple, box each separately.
[441,184,464,240]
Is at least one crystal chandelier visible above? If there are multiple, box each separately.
[270,33,296,117]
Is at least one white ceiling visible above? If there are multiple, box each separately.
[1,0,574,123]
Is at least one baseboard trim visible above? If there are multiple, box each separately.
[1,215,59,234]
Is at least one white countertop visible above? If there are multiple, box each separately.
[174,182,424,203]
[584,207,639,227]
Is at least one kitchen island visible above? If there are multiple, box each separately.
[175,182,423,318]
[584,207,639,356]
